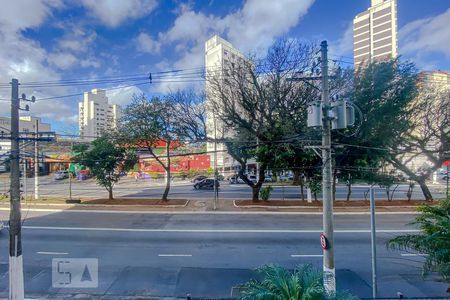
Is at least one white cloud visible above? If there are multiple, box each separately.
[47,52,78,69]
[135,32,161,53]
[399,8,450,67]
[329,22,353,60]
[0,0,77,124]
[80,0,158,27]
[226,0,315,53]
[0,0,62,34]
[153,0,315,92]
[106,86,144,107]
[57,27,97,53]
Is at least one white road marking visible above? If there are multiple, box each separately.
[0,207,420,215]
[22,226,420,234]
[291,254,323,257]
[158,254,192,257]
[36,251,68,255]
[400,253,428,257]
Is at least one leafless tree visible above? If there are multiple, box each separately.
[206,38,320,201]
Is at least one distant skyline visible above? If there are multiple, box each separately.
[0,0,449,133]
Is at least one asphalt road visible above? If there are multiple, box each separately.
[0,210,447,298]
[1,175,447,200]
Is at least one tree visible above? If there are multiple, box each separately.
[388,197,450,285]
[207,38,318,201]
[74,136,136,200]
[120,91,206,201]
[387,81,450,201]
[345,60,423,198]
[240,264,357,300]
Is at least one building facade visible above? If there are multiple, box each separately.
[78,89,121,141]
[205,35,246,174]
[0,116,52,168]
[353,0,398,68]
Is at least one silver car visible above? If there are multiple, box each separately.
[54,171,69,180]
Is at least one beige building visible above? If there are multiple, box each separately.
[0,116,51,165]
[78,89,121,141]
[353,0,398,68]
[205,35,246,173]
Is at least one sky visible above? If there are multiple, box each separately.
[0,0,449,134]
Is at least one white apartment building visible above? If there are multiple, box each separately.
[0,116,51,164]
[78,89,121,141]
[353,0,398,68]
[205,35,247,174]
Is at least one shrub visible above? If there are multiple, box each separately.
[260,186,273,201]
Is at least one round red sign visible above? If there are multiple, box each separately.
[443,161,450,166]
[320,233,328,250]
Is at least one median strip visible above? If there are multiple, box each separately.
[400,253,428,257]
[158,254,192,257]
[290,254,323,257]
[36,251,69,255]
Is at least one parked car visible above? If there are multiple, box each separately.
[191,175,207,183]
[264,175,273,182]
[0,165,6,173]
[441,172,449,181]
[194,178,220,190]
[249,175,257,183]
[229,175,245,184]
[54,170,69,180]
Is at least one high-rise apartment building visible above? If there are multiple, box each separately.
[205,35,245,173]
[353,0,398,68]
[78,89,121,141]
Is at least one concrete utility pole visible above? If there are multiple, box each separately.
[34,119,39,200]
[369,186,378,298]
[213,115,218,210]
[9,78,25,299]
[320,40,336,297]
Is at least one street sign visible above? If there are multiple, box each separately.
[320,233,328,250]
[443,161,450,166]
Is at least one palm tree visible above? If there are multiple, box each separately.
[387,197,450,283]
[240,264,357,300]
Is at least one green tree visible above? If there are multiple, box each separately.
[240,264,357,300]
[120,91,205,201]
[339,60,422,198]
[388,197,450,284]
[74,136,136,200]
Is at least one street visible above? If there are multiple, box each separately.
[0,210,447,298]
[1,175,447,201]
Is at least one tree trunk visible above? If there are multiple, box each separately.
[346,182,352,201]
[292,169,301,186]
[108,187,113,200]
[162,143,171,202]
[162,168,170,201]
[299,174,305,201]
[417,179,433,201]
[251,186,260,202]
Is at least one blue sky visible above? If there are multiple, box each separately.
[0,0,449,134]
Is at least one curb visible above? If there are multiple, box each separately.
[1,200,190,209]
[232,200,423,210]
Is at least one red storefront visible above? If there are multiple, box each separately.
[139,154,210,173]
